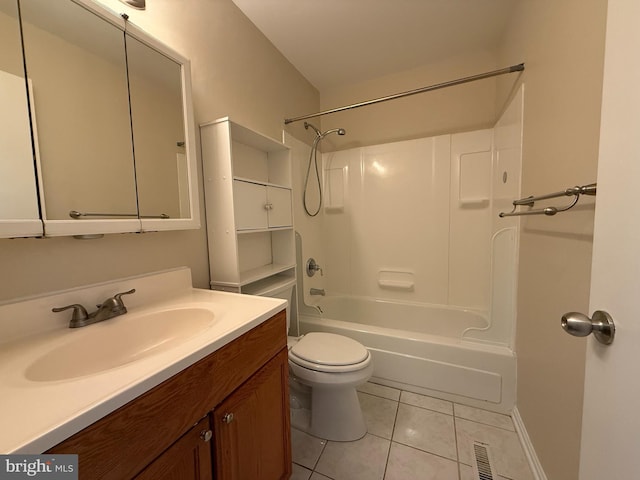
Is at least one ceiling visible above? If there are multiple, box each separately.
[232,0,517,91]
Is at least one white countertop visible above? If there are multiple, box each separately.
[0,269,286,454]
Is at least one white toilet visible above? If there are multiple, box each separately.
[262,282,373,441]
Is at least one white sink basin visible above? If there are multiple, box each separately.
[25,308,216,382]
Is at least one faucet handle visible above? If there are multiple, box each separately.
[96,289,136,314]
[106,288,136,312]
[306,258,323,277]
[113,288,136,306]
[52,304,89,322]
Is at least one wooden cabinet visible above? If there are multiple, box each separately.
[47,311,291,480]
[214,349,290,480]
[200,118,295,295]
[134,416,213,480]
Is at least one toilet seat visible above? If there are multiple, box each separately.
[289,332,371,373]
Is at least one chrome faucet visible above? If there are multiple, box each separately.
[53,289,136,328]
[310,288,325,296]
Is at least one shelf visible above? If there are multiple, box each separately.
[241,274,296,296]
[239,263,295,286]
[236,226,293,234]
[233,176,291,190]
[200,117,288,154]
[201,118,294,298]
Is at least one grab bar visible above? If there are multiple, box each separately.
[69,210,170,219]
[499,183,596,217]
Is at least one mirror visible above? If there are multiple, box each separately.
[15,0,200,236]
[0,0,42,237]
[126,33,190,220]
[124,22,200,232]
[20,0,140,235]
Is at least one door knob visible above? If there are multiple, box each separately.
[561,310,615,345]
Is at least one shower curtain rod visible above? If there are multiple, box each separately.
[284,63,524,125]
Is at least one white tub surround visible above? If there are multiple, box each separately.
[299,296,516,414]
[0,267,286,454]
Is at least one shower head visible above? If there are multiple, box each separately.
[321,128,346,139]
[304,121,346,139]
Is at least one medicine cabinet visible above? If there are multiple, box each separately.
[0,0,42,237]
[201,118,295,295]
[1,0,200,238]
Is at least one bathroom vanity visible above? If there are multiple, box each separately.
[0,268,291,480]
[48,311,290,480]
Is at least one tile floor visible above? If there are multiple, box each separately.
[291,382,534,480]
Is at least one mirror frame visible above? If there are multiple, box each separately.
[32,0,199,237]
[0,0,43,239]
[125,21,200,233]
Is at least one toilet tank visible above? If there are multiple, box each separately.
[250,279,296,333]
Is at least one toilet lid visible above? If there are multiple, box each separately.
[290,332,369,366]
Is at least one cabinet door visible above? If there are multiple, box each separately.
[213,348,291,480]
[135,416,213,480]
[266,187,292,228]
[233,180,268,230]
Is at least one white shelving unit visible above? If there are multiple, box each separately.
[201,118,295,293]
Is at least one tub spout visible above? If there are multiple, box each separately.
[310,288,325,296]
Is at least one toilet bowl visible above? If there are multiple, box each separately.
[260,282,373,441]
[288,332,373,441]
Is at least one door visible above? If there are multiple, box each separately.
[579,0,640,478]
[134,416,213,480]
[233,181,293,231]
[266,186,293,228]
[213,348,291,480]
[234,180,269,230]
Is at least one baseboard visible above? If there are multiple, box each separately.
[511,406,548,480]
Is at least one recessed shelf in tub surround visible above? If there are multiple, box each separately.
[378,270,415,290]
[0,267,287,454]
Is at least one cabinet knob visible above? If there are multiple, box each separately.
[200,429,213,442]
[264,203,273,210]
[222,413,234,424]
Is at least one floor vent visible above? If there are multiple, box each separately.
[472,441,497,480]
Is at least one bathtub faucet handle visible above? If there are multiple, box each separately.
[306,258,323,277]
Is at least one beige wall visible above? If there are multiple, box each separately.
[317,49,499,151]
[497,1,607,479]
[0,4,24,76]
[0,0,318,302]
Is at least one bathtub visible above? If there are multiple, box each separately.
[298,296,516,413]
